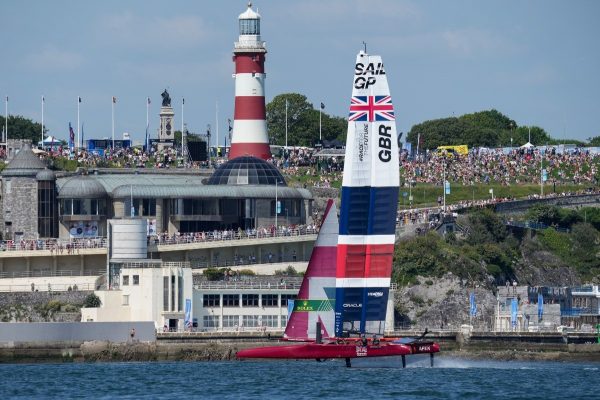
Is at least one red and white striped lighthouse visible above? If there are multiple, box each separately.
[228,2,272,161]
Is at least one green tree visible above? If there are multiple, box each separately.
[0,115,47,144]
[406,117,469,150]
[83,293,102,308]
[203,267,229,281]
[527,204,562,226]
[571,222,599,264]
[405,109,556,149]
[266,93,345,146]
[460,109,515,132]
[588,136,600,146]
[465,209,508,244]
[509,125,553,146]
[393,232,445,284]
[578,207,600,231]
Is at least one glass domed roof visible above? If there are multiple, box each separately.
[207,156,287,186]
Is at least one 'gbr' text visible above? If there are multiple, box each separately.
[378,125,392,162]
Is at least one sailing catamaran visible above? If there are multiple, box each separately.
[237,50,440,367]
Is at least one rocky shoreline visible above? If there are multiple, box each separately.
[1,339,599,363]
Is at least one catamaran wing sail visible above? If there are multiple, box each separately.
[237,50,440,363]
[284,199,338,341]
[335,51,400,337]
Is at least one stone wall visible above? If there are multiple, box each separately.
[0,291,92,322]
[2,176,38,240]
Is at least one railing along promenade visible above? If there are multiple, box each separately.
[194,281,398,291]
[0,226,318,255]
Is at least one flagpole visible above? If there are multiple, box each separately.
[181,97,185,161]
[111,97,115,149]
[285,98,288,148]
[319,103,322,141]
[77,97,80,149]
[41,95,44,147]
[4,96,8,144]
[146,97,149,150]
[443,161,446,213]
[215,101,219,158]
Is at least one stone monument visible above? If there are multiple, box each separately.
[157,89,174,150]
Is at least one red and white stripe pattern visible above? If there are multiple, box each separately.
[229,5,271,161]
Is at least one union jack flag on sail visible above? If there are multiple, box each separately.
[348,95,394,122]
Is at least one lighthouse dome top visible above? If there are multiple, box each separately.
[239,3,261,20]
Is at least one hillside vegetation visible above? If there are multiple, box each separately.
[392,205,600,289]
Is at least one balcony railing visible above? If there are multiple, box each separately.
[0,269,105,279]
[195,281,302,290]
[0,226,318,254]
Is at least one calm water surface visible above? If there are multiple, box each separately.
[1,356,598,399]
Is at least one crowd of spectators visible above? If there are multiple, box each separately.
[400,147,599,187]
[39,144,204,169]
[263,146,600,189]
[17,140,600,189]
[153,224,318,245]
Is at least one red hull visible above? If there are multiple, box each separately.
[236,341,440,360]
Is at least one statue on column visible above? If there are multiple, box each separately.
[161,89,171,107]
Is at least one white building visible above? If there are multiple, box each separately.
[82,261,193,331]
[194,281,299,332]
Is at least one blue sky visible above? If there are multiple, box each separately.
[1,0,599,146]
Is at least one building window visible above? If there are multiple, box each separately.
[203,315,219,328]
[281,315,288,328]
[223,294,239,307]
[242,294,259,307]
[133,275,139,285]
[122,295,129,306]
[171,275,176,312]
[280,294,296,307]
[60,198,106,216]
[262,315,278,327]
[178,276,183,312]
[203,294,221,307]
[239,18,259,35]
[262,294,278,307]
[163,276,169,311]
[142,198,156,216]
[223,315,240,328]
[242,315,259,328]
[38,182,57,238]
[122,275,129,286]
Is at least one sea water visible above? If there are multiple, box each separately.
[0,357,598,399]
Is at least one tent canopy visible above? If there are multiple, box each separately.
[520,142,534,148]
[38,135,61,145]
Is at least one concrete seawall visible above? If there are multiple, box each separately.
[1,332,599,363]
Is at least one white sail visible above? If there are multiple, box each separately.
[334,51,400,337]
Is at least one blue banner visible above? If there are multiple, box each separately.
[511,298,518,327]
[445,180,451,195]
[469,293,477,317]
[538,293,544,321]
[287,300,295,319]
[184,298,192,328]
[68,122,75,151]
